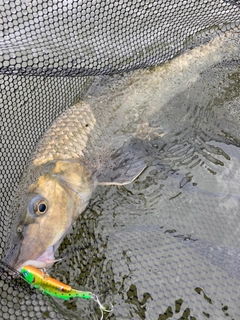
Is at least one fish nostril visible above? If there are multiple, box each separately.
[17,225,22,233]
[16,225,24,240]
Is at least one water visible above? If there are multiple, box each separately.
[1,26,240,320]
[43,35,240,319]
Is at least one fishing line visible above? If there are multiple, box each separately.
[0,260,25,281]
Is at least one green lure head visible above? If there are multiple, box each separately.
[21,267,35,284]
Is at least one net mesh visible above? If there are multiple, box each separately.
[0,1,240,319]
[1,0,239,76]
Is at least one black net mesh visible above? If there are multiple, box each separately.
[1,0,239,76]
[1,1,240,319]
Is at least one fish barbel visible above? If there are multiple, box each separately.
[3,28,239,271]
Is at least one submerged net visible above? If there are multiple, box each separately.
[1,1,240,319]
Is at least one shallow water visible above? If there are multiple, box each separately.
[43,38,240,319]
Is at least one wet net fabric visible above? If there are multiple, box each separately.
[1,0,240,76]
[1,1,240,319]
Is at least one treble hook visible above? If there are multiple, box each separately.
[91,293,113,320]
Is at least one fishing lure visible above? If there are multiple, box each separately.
[21,265,113,319]
[21,265,91,300]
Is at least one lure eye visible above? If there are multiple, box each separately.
[21,269,35,283]
[29,195,48,216]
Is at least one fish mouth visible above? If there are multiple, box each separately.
[16,241,62,271]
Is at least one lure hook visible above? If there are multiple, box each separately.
[91,293,113,320]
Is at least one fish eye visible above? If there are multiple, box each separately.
[29,195,48,216]
[34,200,47,215]
[36,202,47,214]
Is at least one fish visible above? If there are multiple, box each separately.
[3,27,239,271]
[3,101,147,271]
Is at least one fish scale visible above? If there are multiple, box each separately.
[33,103,97,167]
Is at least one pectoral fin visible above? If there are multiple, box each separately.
[96,140,147,186]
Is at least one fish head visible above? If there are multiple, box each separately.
[4,160,94,271]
